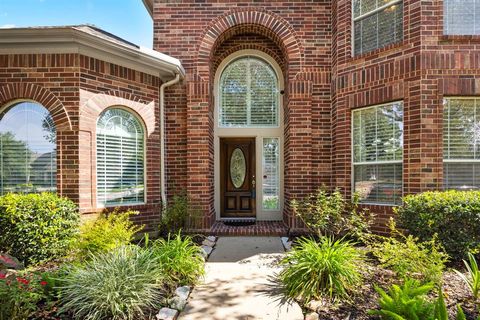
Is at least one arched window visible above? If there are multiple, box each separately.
[0,101,56,195]
[96,108,145,206]
[219,56,279,127]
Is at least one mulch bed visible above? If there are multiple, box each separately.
[303,263,478,320]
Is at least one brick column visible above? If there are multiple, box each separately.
[186,79,215,230]
[284,79,313,231]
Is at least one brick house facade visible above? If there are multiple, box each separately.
[0,1,479,234]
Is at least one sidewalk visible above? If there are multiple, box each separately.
[179,237,303,320]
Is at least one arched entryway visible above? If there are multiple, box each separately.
[213,50,285,221]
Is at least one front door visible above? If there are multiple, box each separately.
[220,138,256,218]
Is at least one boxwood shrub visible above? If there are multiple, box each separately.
[0,192,79,266]
[396,190,480,261]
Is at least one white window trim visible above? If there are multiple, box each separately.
[214,50,285,221]
[351,0,403,56]
[96,106,147,208]
[351,100,404,206]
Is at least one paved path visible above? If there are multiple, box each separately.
[179,237,303,320]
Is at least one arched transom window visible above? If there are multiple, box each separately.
[0,101,56,195]
[96,108,144,206]
[219,56,279,127]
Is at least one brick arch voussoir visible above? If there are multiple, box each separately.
[0,83,72,131]
[81,90,155,135]
[212,44,286,76]
[197,8,303,81]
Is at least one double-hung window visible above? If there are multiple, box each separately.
[443,98,480,190]
[97,108,145,206]
[444,0,480,35]
[353,0,404,55]
[352,102,404,204]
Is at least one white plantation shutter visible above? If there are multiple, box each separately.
[97,108,145,206]
[262,138,280,210]
[353,0,403,55]
[443,98,480,190]
[352,102,403,204]
[444,0,480,35]
[220,57,278,127]
[0,102,56,195]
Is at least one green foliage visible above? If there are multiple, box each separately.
[151,233,204,291]
[433,289,471,320]
[59,245,164,320]
[0,192,79,266]
[76,210,143,258]
[369,279,436,320]
[454,252,480,301]
[279,237,364,302]
[396,190,480,261]
[292,187,374,240]
[369,220,448,284]
[0,271,49,320]
[160,193,200,234]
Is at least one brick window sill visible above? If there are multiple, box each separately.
[440,35,480,43]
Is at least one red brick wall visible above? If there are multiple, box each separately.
[0,53,163,231]
[153,0,333,230]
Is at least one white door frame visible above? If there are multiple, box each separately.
[213,49,285,221]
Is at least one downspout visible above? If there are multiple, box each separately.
[160,73,181,211]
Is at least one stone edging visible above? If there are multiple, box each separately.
[156,235,218,320]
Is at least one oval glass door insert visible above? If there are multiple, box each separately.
[230,148,246,189]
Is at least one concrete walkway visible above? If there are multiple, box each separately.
[179,237,303,320]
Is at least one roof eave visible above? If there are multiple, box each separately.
[0,27,184,81]
[142,0,153,18]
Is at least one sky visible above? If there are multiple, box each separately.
[0,0,153,48]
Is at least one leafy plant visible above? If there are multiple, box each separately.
[396,190,480,261]
[59,245,164,320]
[0,271,49,320]
[0,192,79,266]
[279,237,364,302]
[151,233,204,291]
[369,278,436,320]
[76,210,143,258]
[160,192,201,234]
[454,252,480,301]
[292,187,374,240]
[434,289,472,320]
[369,220,448,284]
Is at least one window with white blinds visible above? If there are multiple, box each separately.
[263,138,280,210]
[0,102,56,195]
[352,102,403,204]
[97,108,145,206]
[353,0,403,56]
[219,56,279,127]
[443,98,480,190]
[444,0,480,35]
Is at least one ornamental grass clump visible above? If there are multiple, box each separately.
[279,237,364,302]
[151,233,204,291]
[59,245,164,320]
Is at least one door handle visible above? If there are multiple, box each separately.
[251,176,256,199]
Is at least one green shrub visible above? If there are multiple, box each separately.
[76,210,143,257]
[0,192,79,266]
[292,188,374,240]
[369,278,436,320]
[151,233,204,291]
[0,271,49,320]
[454,252,480,301]
[396,190,480,261]
[279,237,364,302]
[160,193,201,234]
[59,245,164,320]
[369,220,448,284]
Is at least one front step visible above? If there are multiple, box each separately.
[210,220,289,236]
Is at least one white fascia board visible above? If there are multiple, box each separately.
[0,28,184,81]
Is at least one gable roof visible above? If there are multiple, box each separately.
[142,0,153,17]
[0,24,184,81]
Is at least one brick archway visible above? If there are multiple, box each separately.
[196,8,304,80]
[0,83,72,131]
